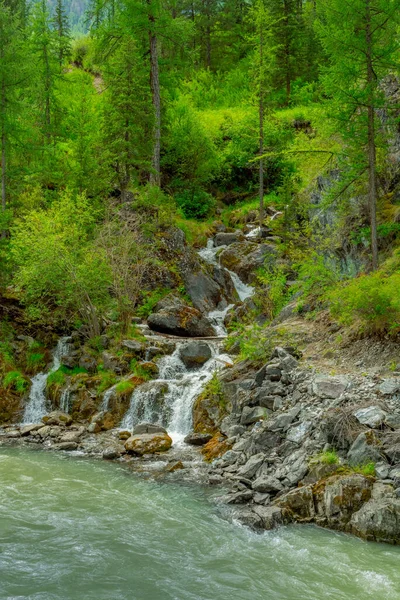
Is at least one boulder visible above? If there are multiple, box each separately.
[183,270,229,313]
[42,411,72,426]
[20,424,43,436]
[219,242,277,284]
[179,342,212,368]
[102,352,129,375]
[252,506,285,529]
[148,305,215,337]
[315,473,373,527]
[241,406,269,426]
[312,375,349,399]
[252,475,283,494]
[353,406,387,429]
[52,441,79,451]
[379,379,400,396]
[347,431,383,467]
[132,423,168,435]
[122,340,144,355]
[184,432,213,446]
[214,232,244,247]
[286,421,312,444]
[124,432,173,455]
[79,354,97,374]
[276,486,315,521]
[351,495,400,544]
[236,454,265,479]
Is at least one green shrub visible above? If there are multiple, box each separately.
[115,380,135,395]
[176,189,216,220]
[96,369,117,395]
[310,450,339,465]
[3,370,28,393]
[294,253,341,304]
[328,272,400,335]
[353,462,376,477]
[136,289,170,318]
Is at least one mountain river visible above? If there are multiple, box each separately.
[1,447,400,600]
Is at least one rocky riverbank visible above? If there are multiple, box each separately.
[2,342,400,545]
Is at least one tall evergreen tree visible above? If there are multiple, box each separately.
[317,0,400,270]
[53,0,72,67]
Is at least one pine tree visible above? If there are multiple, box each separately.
[317,0,400,270]
[53,0,72,68]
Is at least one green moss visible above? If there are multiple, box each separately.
[3,370,28,394]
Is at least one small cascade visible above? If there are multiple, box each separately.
[22,337,72,424]
[60,387,71,414]
[120,343,232,444]
[207,304,235,337]
[226,270,254,302]
[101,385,117,412]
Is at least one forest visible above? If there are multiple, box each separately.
[0,0,400,402]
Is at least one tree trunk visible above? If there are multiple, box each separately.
[366,0,378,270]
[148,5,161,187]
[259,20,264,235]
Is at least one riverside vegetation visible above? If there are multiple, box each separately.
[2,0,400,554]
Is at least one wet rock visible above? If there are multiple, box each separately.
[20,424,43,436]
[315,473,373,527]
[5,429,21,438]
[214,232,244,247]
[52,441,79,451]
[219,242,277,284]
[241,406,269,426]
[350,486,400,544]
[36,426,52,438]
[124,432,173,455]
[102,447,122,460]
[87,422,101,434]
[276,486,315,521]
[184,432,213,446]
[118,430,131,440]
[179,342,212,368]
[220,489,254,504]
[354,406,387,429]
[184,270,229,313]
[59,429,84,444]
[148,305,215,338]
[312,375,349,399]
[166,460,184,473]
[347,431,383,467]
[252,505,285,529]
[43,411,72,427]
[132,423,168,435]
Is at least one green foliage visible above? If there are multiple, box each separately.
[96,369,117,395]
[328,272,400,336]
[294,254,341,305]
[352,462,376,477]
[129,359,153,382]
[115,380,135,395]
[176,190,216,220]
[256,265,291,321]
[136,289,170,319]
[47,368,66,389]
[3,370,28,393]
[202,372,226,409]
[310,450,340,466]
[227,323,296,366]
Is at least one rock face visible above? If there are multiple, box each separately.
[350,483,400,544]
[124,432,173,455]
[148,304,215,337]
[179,342,212,368]
[219,242,277,284]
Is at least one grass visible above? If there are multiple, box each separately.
[352,462,376,477]
[310,450,340,466]
[115,380,135,395]
[3,370,29,394]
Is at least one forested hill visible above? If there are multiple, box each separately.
[1,0,400,416]
[47,0,89,30]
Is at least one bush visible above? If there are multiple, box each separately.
[294,253,341,305]
[328,272,400,336]
[176,189,216,220]
[3,370,28,393]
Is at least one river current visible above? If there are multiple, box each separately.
[1,447,400,600]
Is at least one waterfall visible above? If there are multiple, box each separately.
[22,337,72,424]
[120,343,232,444]
[101,385,117,412]
[60,387,71,413]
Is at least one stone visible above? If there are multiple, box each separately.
[354,406,387,429]
[166,461,184,473]
[219,242,277,284]
[102,352,128,375]
[5,430,20,438]
[347,431,383,467]
[118,430,131,440]
[264,366,282,382]
[214,232,243,247]
[184,432,213,446]
[122,340,144,355]
[375,461,390,480]
[36,426,52,438]
[316,474,373,526]
[179,342,212,368]
[241,406,269,426]
[253,492,270,505]
[350,496,400,544]
[124,432,173,455]
[286,421,312,444]
[148,305,215,338]
[59,430,83,444]
[87,422,101,434]
[379,379,400,396]
[252,476,283,494]
[103,448,121,460]
[52,442,79,451]
[79,354,97,374]
[312,375,349,399]
[43,411,73,426]
[237,454,265,479]
[252,505,284,529]
[132,423,168,435]
[276,486,315,520]
[184,270,234,313]
[20,424,43,436]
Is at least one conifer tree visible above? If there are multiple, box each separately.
[53,0,72,68]
[317,0,400,270]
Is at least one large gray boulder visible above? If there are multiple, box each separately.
[148,305,215,337]
[312,375,349,399]
[347,431,383,467]
[350,484,400,544]
[214,232,244,247]
[353,406,387,429]
[179,341,212,368]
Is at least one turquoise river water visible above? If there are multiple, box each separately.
[1,447,400,600]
